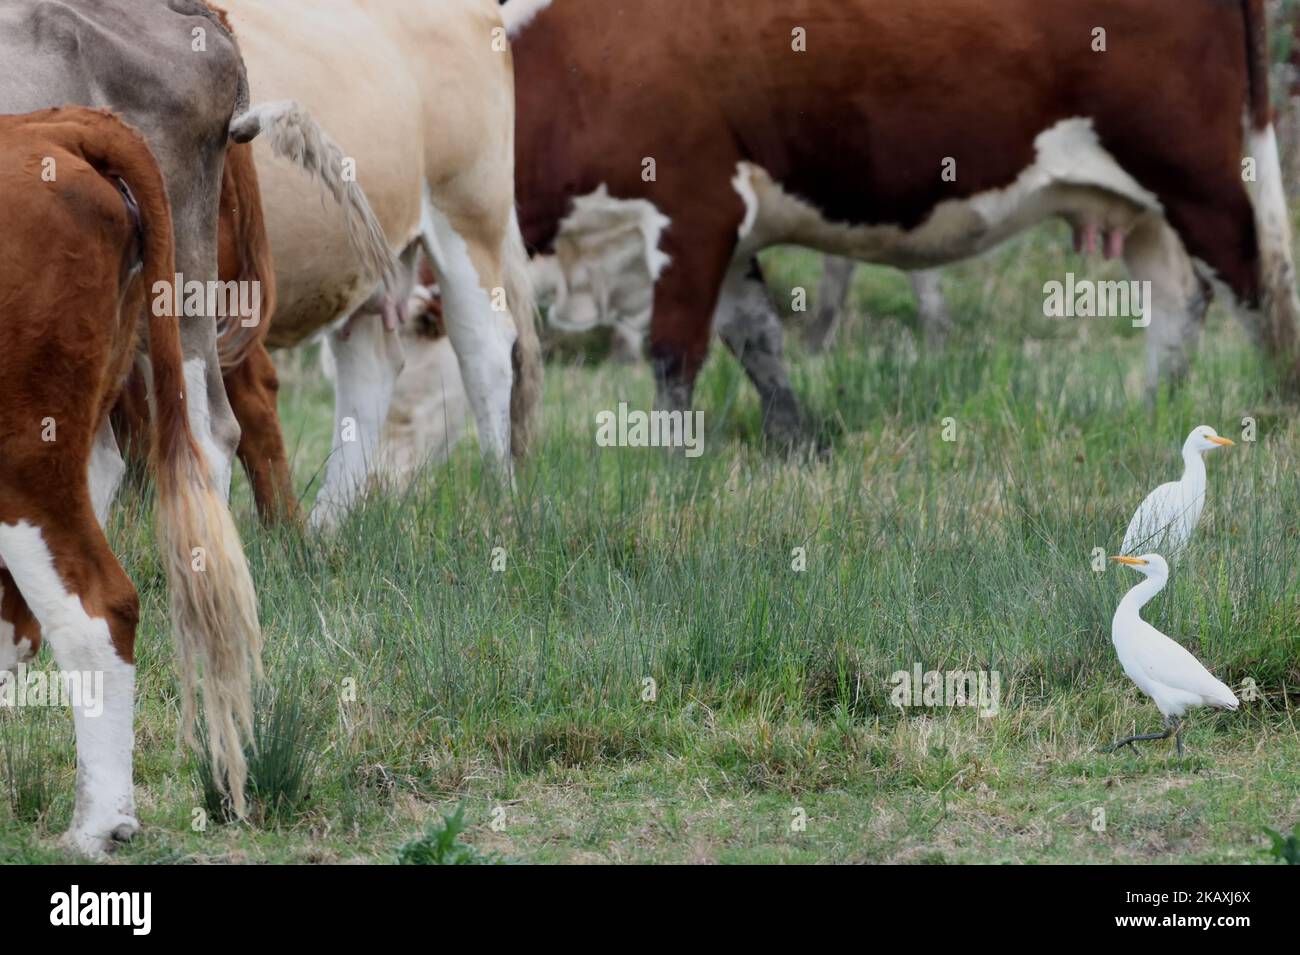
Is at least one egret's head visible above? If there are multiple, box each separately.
[1110,553,1169,579]
[1185,425,1234,454]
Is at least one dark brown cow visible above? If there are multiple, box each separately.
[0,108,261,855]
[509,0,1300,442]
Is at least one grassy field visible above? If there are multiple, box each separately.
[2,222,1298,864]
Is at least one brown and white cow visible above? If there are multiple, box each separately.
[0,108,261,856]
[507,0,1300,443]
[1,0,396,529]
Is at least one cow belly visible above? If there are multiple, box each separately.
[223,0,425,347]
[733,117,1162,270]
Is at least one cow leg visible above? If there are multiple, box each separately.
[226,342,300,526]
[0,570,40,689]
[1242,123,1300,383]
[649,205,741,417]
[1131,123,1300,388]
[803,255,856,352]
[422,203,517,472]
[310,314,405,532]
[714,257,806,447]
[88,418,125,529]
[650,277,717,417]
[804,261,949,352]
[1122,216,1208,397]
[0,501,140,857]
[911,269,953,347]
[109,359,153,484]
[609,322,645,364]
[178,351,240,501]
[172,190,241,501]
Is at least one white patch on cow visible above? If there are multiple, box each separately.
[0,520,136,857]
[732,164,760,240]
[183,358,232,500]
[730,117,1163,269]
[88,418,125,530]
[310,315,406,533]
[420,188,515,468]
[538,185,670,350]
[1243,122,1300,339]
[500,0,554,37]
[1248,124,1292,258]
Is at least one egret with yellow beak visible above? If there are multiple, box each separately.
[1107,554,1239,756]
[1122,425,1234,558]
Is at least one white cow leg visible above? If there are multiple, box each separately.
[1123,217,1207,399]
[422,200,516,475]
[910,268,952,347]
[88,417,125,529]
[310,315,406,532]
[183,356,238,500]
[0,520,137,858]
[714,257,806,448]
[608,322,645,364]
[803,254,856,352]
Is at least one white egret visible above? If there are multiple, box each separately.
[1107,554,1238,756]
[1121,425,1233,558]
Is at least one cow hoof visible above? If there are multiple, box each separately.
[307,505,342,535]
[762,411,819,456]
[60,815,138,858]
[111,817,141,842]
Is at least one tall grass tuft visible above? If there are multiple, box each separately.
[0,709,68,825]
[196,673,323,826]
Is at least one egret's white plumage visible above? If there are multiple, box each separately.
[1121,425,1233,558]
[1107,554,1238,755]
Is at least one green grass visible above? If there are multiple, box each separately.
[1,222,1298,864]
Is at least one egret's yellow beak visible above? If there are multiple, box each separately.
[1110,555,1148,566]
[1208,435,1234,446]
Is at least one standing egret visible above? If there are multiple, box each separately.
[1121,426,1233,558]
[1107,554,1239,756]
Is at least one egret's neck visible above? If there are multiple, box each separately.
[1179,445,1206,489]
[1116,573,1167,622]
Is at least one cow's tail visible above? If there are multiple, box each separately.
[229,101,398,293]
[1242,0,1300,371]
[499,0,553,38]
[504,208,543,459]
[67,110,263,816]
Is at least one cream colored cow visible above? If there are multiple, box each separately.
[221,0,541,529]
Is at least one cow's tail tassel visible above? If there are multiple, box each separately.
[149,263,262,821]
[128,146,261,821]
[504,208,543,460]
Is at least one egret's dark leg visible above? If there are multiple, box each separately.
[1174,719,1184,757]
[1108,717,1173,754]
